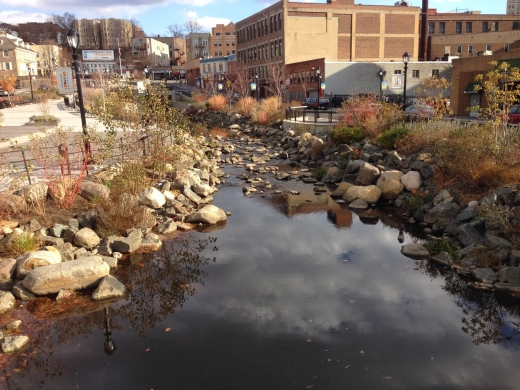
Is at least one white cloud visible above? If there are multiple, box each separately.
[196,16,231,29]
[0,10,49,24]
[186,11,198,18]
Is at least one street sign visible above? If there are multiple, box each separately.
[82,50,115,61]
[391,75,403,89]
[382,81,388,91]
[218,83,223,90]
[56,67,74,94]
[251,82,257,91]
[320,82,326,90]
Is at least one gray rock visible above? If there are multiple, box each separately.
[40,236,65,247]
[356,162,380,186]
[18,182,48,203]
[401,244,430,259]
[138,187,166,209]
[455,207,477,223]
[0,258,16,280]
[163,190,176,207]
[73,247,88,259]
[423,202,461,225]
[156,220,178,234]
[0,194,26,214]
[420,165,434,180]
[6,320,22,330]
[74,227,101,249]
[26,219,41,232]
[376,171,404,200]
[78,180,109,201]
[97,237,114,256]
[330,182,354,199]
[509,250,520,267]
[343,185,382,204]
[497,267,520,284]
[62,226,78,243]
[458,224,484,247]
[183,186,202,204]
[345,159,365,174]
[191,183,215,197]
[433,189,454,206]
[23,256,110,295]
[494,282,520,294]
[400,171,422,191]
[483,234,513,250]
[0,291,15,313]
[1,335,29,353]
[444,220,460,236]
[186,204,227,225]
[111,232,142,254]
[12,281,36,300]
[92,275,126,301]
[471,268,497,283]
[16,250,62,277]
[0,280,13,291]
[348,199,369,209]
[49,223,69,238]
[77,209,98,230]
[430,251,453,266]
[409,160,425,171]
[101,256,118,269]
[139,233,162,252]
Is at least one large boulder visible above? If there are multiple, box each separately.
[111,230,142,254]
[23,256,110,295]
[18,182,48,204]
[16,250,62,278]
[401,244,430,259]
[400,171,422,191]
[186,204,227,225]
[330,182,354,199]
[171,170,202,190]
[0,291,15,313]
[345,159,365,174]
[78,180,110,201]
[497,267,520,284]
[191,183,215,197]
[343,185,382,204]
[423,202,461,225]
[74,227,101,249]
[376,171,404,200]
[356,162,380,186]
[1,335,30,353]
[92,275,126,301]
[0,194,25,214]
[0,258,16,280]
[138,187,166,209]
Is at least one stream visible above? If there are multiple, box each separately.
[3,154,520,390]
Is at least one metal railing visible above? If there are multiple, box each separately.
[285,106,337,124]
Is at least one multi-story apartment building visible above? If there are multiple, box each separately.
[507,0,520,15]
[99,19,133,50]
[210,23,236,58]
[236,0,420,80]
[154,36,187,65]
[186,33,211,61]
[31,44,61,77]
[73,18,134,50]
[0,31,37,77]
[131,37,170,66]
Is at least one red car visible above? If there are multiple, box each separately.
[508,105,520,124]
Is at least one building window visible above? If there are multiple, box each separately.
[456,22,462,34]
[214,42,218,47]
[432,69,439,77]
[466,22,472,33]
[486,44,492,51]
[514,21,519,30]
[456,45,462,54]
[505,44,510,52]
[2,50,7,57]
[468,45,474,54]
[439,22,445,34]
[428,22,435,35]
[394,70,401,74]
[214,51,218,57]
[491,22,498,31]
[202,40,208,46]
[412,70,420,78]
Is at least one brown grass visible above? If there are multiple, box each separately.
[234,96,257,115]
[207,95,227,111]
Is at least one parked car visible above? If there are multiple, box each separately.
[0,88,14,96]
[331,94,350,107]
[405,102,434,118]
[508,105,520,124]
[302,97,331,110]
[385,94,403,104]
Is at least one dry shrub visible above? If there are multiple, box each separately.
[342,96,402,138]
[252,110,270,125]
[192,92,207,104]
[207,95,227,111]
[235,96,257,115]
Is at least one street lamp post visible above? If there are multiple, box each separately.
[66,28,91,160]
[316,66,321,98]
[144,65,149,79]
[402,51,410,112]
[255,74,259,101]
[378,69,386,101]
[27,66,34,101]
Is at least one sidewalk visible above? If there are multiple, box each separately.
[0,99,107,149]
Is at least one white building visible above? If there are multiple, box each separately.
[131,37,170,66]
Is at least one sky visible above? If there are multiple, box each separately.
[0,0,506,37]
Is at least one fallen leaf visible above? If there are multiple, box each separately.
[383,376,392,379]
[306,339,312,342]
[360,350,365,354]
[345,365,351,369]
[165,328,171,332]
[145,348,151,352]
[305,386,314,389]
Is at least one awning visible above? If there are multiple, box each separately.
[496,58,520,69]
[464,82,482,94]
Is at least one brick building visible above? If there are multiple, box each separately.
[210,23,236,58]
[154,36,187,65]
[73,19,134,50]
[186,33,211,61]
[236,0,420,93]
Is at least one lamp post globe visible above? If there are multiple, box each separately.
[255,74,259,101]
[316,66,321,97]
[402,52,410,112]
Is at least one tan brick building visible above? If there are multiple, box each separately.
[236,0,420,80]
[210,23,236,58]
[154,37,187,65]
[73,18,134,50]
[186,33,211,61]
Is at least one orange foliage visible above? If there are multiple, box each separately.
[207,95,227,111]
[0,75,16,94]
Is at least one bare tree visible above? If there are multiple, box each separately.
[47,12,76,31]
[184,20,204,34]
[228,65,253,100]
[167,24,185,38]
[266,61,289,107]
